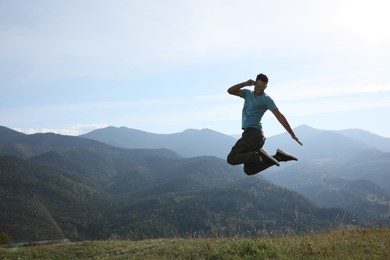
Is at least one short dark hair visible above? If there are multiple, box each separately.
[256,73,269,83]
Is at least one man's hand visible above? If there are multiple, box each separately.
[271,109,303,146]
[292,135,303,146]
[245,79,255,86]
[228,79,255,96]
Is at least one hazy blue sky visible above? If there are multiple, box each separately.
[1,0,389,138]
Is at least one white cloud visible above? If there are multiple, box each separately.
[26,123,108,136]
[1,0,389,89]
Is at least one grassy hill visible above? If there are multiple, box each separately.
[1,152,354,242]
[1,228,389,259]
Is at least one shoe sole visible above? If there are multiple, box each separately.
[277,149,298,161]
[259,148,280,166]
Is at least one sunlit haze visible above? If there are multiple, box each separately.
[1,0,389,138]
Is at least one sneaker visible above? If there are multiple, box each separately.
[259,148,280,166]
[275,149,298,162]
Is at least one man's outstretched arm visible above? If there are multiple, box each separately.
[227,79,255,97]
[272,108,303,146]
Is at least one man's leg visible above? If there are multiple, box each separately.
[244,148,278,175]
[227,129,264,166]
[244,162,273,175]
[245,149,297,175]
[227,139,259,165]
[227,129,278,175]
[274,149,298,162]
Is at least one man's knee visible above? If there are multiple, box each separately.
[244,165,259,175]
[227,153,239,165]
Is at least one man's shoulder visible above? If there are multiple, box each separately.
[241,89,251,98]
[263,93,275,100]
[263,93,277,109]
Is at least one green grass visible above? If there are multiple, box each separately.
[1,228,390,259]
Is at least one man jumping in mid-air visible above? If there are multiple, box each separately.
[227,73,302,175]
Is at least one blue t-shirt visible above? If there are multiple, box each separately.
[241,89,277,130]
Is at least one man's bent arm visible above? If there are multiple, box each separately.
[227,79,255,97]
[272,108,303,146]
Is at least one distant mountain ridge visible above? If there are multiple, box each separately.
[80,124,390,225]
[261,125,390,224]
[0,132,116,159]
[0,125,26,146]
[336,128,390,153]
[81,125,390,160]
[263,124,389,157]
[81,126,237,159]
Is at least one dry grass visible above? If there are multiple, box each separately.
[1,228,389,259]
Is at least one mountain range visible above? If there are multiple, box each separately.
[0,125,359,242]
[81,125,390,224]
[81,127,236,159]
[262,126,390,224]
